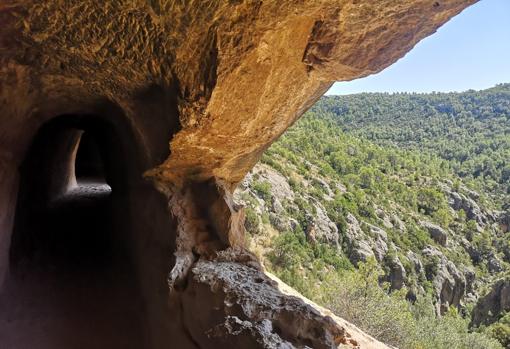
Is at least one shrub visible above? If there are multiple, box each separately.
[318,258,418,348]
[253,180,272,202]
[484,312,510,348]
[417,187,447,216]
[267,230,309,270]
[244,206,260,234]
[315,259,502,349]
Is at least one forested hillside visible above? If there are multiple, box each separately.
[238,84,510,348]
[318,83,510,208]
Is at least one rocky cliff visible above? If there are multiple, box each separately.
[0,1,476,348]
[238,159,508,314]
[472,278,510,327]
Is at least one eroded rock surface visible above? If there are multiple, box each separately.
[179,249,393,349]
[471,277,510,327]
[420,221,448,246]
[182,255,355,349]
[0,1,476,348]
[422,246,467,314]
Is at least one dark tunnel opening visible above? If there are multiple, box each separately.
[0,115,146,348]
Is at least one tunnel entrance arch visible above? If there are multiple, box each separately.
[0,114,146,349]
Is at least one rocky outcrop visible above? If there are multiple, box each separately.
[344,214,391,265]
[445,187,490,226]
[387,256,407,291]
[499,211,510,233]
[487,255,504,274]
[239,163,341,245]
[0,1,475,347]
[422,246,466,314]
[345,214,377,265]
[420,221,448,246]
[471,278,510,327]
[306,202,340,246]
[180,249,392,349]
[251,164,296,204]
[182,254,363,349]
[407,251,424,274]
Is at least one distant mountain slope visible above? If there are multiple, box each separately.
[240,84,510,349]
[317,83,510,207]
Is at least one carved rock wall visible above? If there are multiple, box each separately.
[0,1,475,348]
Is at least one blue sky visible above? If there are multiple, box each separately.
[327,0,510,95]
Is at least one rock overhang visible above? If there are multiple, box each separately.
[0,1,477,348]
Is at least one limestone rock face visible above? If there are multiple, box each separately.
[251,164,295,204]
[445,187,489,227]
[305,202,340,246]
[499,211,510,233]
[422,246,467,314]
[182,250,393,349]
[471,277,510,327]
[345,213,377,265]
[387,256,407,291]
[420,221,448,246]
[183,257,352,349]
[344,214,391,266]
[0,1,475,348]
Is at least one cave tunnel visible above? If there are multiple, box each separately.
[0,114,147,348]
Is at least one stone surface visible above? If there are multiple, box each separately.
[184,257,351,348]
[422,246,466,314]
[181,251,391,349]
[0,154,18,288]
[407,251,424,274]
[306,201,340,246]
[445,188,488,226]
[498,211,510,233]
[366,224,389,262]
[344,214,392,266]
[251,164,295,203]
[0,1,475,347]
[345,214,376,265]
[420,221,448,246]
[471,277,510,327]
[387,256,407,291]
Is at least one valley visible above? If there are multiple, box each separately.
[240,84,510,348]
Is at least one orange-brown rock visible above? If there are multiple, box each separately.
[0,1,476,348]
